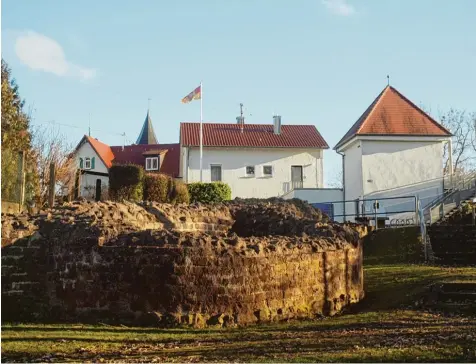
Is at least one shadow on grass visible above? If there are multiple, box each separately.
[3,323,476,363]
[2,316,475,340]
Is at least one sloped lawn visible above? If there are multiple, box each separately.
[2,265,476,363]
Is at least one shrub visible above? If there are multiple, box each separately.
[187,182,231,204]
[144,173,169,202]
[143,173,190,204]
[170,180,190,204]
[109,164,144,202]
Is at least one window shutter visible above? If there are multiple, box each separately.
[91,157,95,169]
[79,158,83,169]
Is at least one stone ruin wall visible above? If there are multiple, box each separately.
[2,199,365,327]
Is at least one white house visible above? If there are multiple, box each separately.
[73,84,453,218]
[289,85,453,222]
[73,111,328,201]
[179,116,329,199]
[74,135,113,199]
[73,111,180,200]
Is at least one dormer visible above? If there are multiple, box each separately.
[142,149,168,172]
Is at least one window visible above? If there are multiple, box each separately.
[211,165,222,182]
[245,166,255,177]
[291,165,303,189]
[263,165,273,177]
[84,157,92,170]
[146,157,159,171]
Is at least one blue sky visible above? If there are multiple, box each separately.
[2,0,476,185]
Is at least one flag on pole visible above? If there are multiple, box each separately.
[181,82,204,182]
[181,85,202,104]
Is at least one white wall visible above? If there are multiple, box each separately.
[185,147,324,198]
[361,140,443,196]
[288,188,343,203]
[342,140,363,220]
[76,140,109,198]
[76,141,109,174]
[80,174,110,199]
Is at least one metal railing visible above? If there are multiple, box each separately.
[423,172,476,225]
[314,195,419,229]
[291,181,303,189]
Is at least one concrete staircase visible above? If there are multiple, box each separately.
[419,173,476,264]
[424,173,476,225]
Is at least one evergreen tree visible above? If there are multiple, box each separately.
[1,59,38,204]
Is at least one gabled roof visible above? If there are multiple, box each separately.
[136,110,158,145]
[75,135,115,168]
[180,123,329,149]
[110,143,180,177]
[334,86,452,150]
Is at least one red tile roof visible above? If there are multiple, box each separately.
[334,86,452,150]
[110,143,180,177]
[81,135,115,168]
[180,123,329,149]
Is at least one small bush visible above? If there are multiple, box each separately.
[171,180,190,204]
[187,182,231,204]
[109,164,144,202]
[144,173,169,202]
[143,173,190,204]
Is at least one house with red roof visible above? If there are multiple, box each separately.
[74,84,452,213]
[289,85,453,222]
[74,110,329,200]
[179,116,329,198]
[74,111,180,199]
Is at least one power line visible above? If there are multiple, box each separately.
[32,119,126,138]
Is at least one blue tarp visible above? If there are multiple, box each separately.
[312,203,334,220]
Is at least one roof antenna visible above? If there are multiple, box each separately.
[122,132,126,151]
[88,113,91,136]
[240,103,244,133]
[387,75,390,87]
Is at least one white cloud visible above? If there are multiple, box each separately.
[322,0,355,16]
[14,31,97,82]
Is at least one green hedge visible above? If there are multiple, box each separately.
[187,182,231,204]
[109,164,144,202]
[144,173,190,204]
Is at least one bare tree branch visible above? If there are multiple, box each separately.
[31,125,76,207]
[327,170,343,189]
[439,109,475,174]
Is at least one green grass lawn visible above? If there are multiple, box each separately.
[2,265,476,363]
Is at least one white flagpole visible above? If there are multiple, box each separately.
[199,81,203,182]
